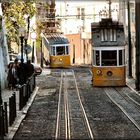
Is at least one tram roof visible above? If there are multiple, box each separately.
[44,33,69,45]
[91,18,124,29]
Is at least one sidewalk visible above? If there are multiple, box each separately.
[1,86,39,139]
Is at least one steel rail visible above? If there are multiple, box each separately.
[55,70,63,139]
[72,70,94,139]
[105,88,140,132]
[64,71,71,139]
[115,88,140,108]
[64,72,71,139]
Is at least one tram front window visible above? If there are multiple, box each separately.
[56,46,65,55]
[102,50,117,66]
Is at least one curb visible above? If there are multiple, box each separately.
[126,83,140,95]
[5,86,39,140]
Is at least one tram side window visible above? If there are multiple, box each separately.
[102,50,117,66]
[52,47,56,55]
[119,50,124,65]
[56,46,65,55]
[95,51,100,66]
[66,46,69,55]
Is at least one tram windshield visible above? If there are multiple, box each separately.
[94,49,125,66]
[102,50,117,66]
[51,45,69,56]
[56,46,65,55]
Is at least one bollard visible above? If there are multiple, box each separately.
[4,102,8,134]
[9,96,13,126]
[0,105,4,140]
[13,93,17,119]
[19,85,24,110]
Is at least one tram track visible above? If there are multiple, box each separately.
[105,87,140,132]
[55,69,94,139]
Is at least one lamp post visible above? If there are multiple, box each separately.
[24,14,30,35]
[24,32,28,61]
[31,32,36,63]
[19,27,26,64]
[18,27,26,84]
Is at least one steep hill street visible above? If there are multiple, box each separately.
[13,67,140,140]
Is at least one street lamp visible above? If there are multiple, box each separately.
[18,27,26,64]
[24,32,28,61]
[18,27,26,85]
[31,32,36,63]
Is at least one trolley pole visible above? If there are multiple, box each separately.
[135,1,140,91]
[127,1,132,77]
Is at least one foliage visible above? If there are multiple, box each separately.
[1,0,36,46]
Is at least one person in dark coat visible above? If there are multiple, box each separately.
[26,60,34,79]
[7,63,18,90]
[17,62,27,85]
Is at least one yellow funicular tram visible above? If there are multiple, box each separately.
[91,18,126,86]
[41,33,71,68]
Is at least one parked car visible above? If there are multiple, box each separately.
[32,63,42,75]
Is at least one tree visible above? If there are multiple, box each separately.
[1,0,36,49]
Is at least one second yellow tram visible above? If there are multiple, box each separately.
[41,33,71,68]
[91,18,126,86]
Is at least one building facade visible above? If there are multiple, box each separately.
[36,0,60,33]
[55,1,119,65]
[0,4,9,89]
[66,33,92,65]
[119,1,135,79]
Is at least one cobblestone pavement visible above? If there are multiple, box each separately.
[2,68,140,139]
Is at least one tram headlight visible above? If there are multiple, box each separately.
[96,70,102,76]
[59,58,62,61]
[107,71,113,76]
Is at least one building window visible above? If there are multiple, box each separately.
[77,8,80,19]
[81,8,85,20]
[77,7,85,20]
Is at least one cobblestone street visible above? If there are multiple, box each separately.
[12,68,140,140]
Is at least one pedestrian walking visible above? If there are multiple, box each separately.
[7,63,18,90]
[26,60,34,79]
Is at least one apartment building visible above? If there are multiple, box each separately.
[55,1,119,65]
[55,1,119,34]
[119,1,135,78]
[36,0,58,33]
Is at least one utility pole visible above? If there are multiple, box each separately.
[108,0,112,18]
[127,1,132,77]
[135,1,140,91]
[40,39,43,68]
